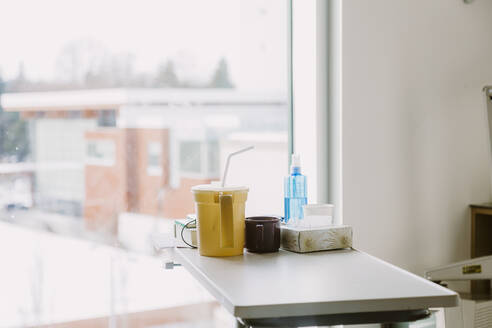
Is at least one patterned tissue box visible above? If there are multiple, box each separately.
[280,225,353,253]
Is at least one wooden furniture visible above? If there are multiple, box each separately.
[172,248,458,327]
[470,203,492,295]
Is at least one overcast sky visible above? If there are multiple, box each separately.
[0,0,287,91]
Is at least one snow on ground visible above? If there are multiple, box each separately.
[0,221,213,327]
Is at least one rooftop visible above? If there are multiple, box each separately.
[1,88,286,112]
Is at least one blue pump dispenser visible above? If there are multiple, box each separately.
[284,154,307,224]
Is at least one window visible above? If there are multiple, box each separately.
[86,139,116,166]
[0,0,290,326]
[147,141,162,176]
[179,140,220,178]
[179,141,202,175]
[97,110,116,127]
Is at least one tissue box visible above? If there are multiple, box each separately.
[280,225,352,253]
[174,219,197,248]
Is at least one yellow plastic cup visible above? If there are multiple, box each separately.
[191,183,248,257]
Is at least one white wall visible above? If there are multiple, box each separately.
[342,0,492,275]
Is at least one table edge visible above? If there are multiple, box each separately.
[232,294,459,319]
[173,248,460,319]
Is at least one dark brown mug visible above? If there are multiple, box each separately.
[245,216,281,253]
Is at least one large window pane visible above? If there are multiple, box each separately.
[0,0,289,326]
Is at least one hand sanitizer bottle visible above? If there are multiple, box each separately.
[284,154,307,225]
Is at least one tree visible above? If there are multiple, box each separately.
[0,72,29,161]
[55,39,109,86]
[155,60,179,87]
[84,52,136,88]
[16,62,26,84]
[209,58,234,88]
[55,39,144,88]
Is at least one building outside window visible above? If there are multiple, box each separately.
[147,141,162,176]
[86,139,116,166]
[179,140,202,176]
[206,140,220,176]
[179,139,220,179]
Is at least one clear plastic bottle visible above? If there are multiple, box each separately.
[284,154,307,225]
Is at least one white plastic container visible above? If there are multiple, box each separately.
[300,204,334,228]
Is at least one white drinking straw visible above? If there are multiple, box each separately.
[221,145,255,187]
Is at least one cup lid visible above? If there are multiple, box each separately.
[191,181,248,192]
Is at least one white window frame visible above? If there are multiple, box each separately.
[86,139,116,167]
[291,0,342,223]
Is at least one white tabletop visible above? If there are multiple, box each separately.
[173,248,458,319]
